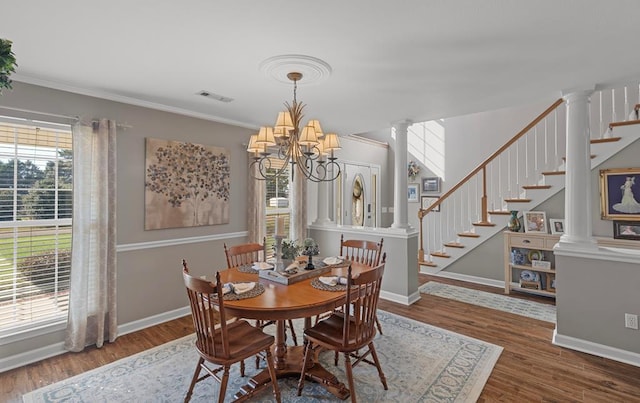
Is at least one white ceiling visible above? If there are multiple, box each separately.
[3,1,640,136]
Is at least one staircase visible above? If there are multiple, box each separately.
[418,85,640,273]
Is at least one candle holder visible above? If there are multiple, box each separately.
[274,234,285,272]
[301,244,320,270]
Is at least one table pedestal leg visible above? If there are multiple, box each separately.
[235,319,350,400]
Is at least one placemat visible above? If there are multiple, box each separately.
[223,282,265,300]
[237,264,258,274]
[311,277,347,292]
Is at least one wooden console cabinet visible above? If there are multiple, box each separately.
[503,231,560,298]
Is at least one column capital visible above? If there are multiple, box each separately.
[562,87,595,103]
[391,119,413,131]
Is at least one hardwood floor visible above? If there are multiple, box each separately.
[2,274,639,402]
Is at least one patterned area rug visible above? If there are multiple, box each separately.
[419,282,556,323]
[23,311,502,403]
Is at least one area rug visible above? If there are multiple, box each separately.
[23,310,502,403]
[419,282,556,323]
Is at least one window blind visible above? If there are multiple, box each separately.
[0,117,72,337]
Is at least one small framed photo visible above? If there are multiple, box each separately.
[613,220,640,240]
[531,260,551,269]
[523,211,548,233]
[421,196,440,212]
[408,184,419,202]
[549,218,565,235]
[421,177,440,193]
[599,168,640,221]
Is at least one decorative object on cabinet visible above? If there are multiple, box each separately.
[527,249,543,262]
[549,218,564,235]
[421,196,440,212]
[408,184,419,202]
[523,211,547,233]
[599,167,640,221]
[613,220,640,240]
[504,231,559,298]
[422,176,440,192]
[507,210,521,232]
[510,249,526,265]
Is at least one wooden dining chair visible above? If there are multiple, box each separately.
[297,263,388,403]
[223,239,298,360]
[223,237,267,268]
[315,235,385,334]
[339,235,384,267]
[182,260,281,403]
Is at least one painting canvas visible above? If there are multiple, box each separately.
[600,168,640,221]
[145,138,230,230]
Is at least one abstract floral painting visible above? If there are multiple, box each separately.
[145,138,230,230]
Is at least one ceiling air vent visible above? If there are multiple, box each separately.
[196,90,234,103]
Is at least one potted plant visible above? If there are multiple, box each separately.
[0,39,17,95]
[280,239,301,261]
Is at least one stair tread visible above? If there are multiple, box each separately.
[444,242,465,248]
[522,185,552,189]
[488,210,511,215]
[458,232,480,238]
[419,260,437,267]
[473,221,496,227]
[430,252,450,258]
[609,120,640,128]
[542,170,565,176]
[504,198,532,203]
[591,136,622,144]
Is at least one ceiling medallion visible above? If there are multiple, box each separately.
[259,55,332,86]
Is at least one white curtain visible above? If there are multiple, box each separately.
[247,162,265,243]
[65,119,117,352]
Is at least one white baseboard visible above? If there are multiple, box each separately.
[380,289,421,306]
[117,306,190,336]
[421,269,504,289]
[553,329,640,368]
[0,341,66,374]
[1,306,192,374]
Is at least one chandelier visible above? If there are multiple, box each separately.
[247,72,341,182]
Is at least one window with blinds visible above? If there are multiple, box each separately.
[0,116,72,337]
[264,159,290,255]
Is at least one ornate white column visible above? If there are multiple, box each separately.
[312,180,332,225]
[391,120,412,229]
[558,89,598,251]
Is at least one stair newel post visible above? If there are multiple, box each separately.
[480,166,489,224]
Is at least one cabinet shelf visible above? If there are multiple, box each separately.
[508,283,556,297]
[504,231,559,298]
[509,263,555,274]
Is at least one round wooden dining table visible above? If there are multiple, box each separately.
[218,261,366,400]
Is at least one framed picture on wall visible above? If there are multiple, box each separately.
[421,196,440,212]
[421,177,440,193]
[408,184,419,202]
[613,220,640,240]
[599,167,640,221]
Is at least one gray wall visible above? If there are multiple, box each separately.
[556,252,640,355]
[1,82,255,360]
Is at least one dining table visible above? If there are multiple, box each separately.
[218,259,368,401]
